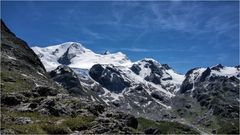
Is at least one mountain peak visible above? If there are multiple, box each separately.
[142,58,159,63]
[102,50,110,55]
[162,64,171,70]
[61,42,83,47]
[211,64,224,71]
[59,42,86,52]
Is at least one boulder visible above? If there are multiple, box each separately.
[15,117,33,125]
[33,86,58,96]
[125,115,138,129]
[87,104,105,116]
[1,94,24,106]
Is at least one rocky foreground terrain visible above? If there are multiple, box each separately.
[1,19,239,134]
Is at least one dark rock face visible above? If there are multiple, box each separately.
[57,48,76,65]
[49,65,84,95]
[179,68,202,94]
[185,68,199,77]
[162,64,171,70]
[143,60,164,85]
[130,64,141,75]
[151,91,164,101]
[145,73,161,84]
[89,64,130,93]
[179,80,193,94]
[199,67,211,82]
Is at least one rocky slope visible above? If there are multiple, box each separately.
[172,66,240,134]
[1,20,60,94]
[1,20,199,134]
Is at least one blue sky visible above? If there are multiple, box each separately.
[1,1,239,73]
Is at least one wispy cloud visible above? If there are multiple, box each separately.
[81,28,104,40]
[119,47,196,52]
[105,1,238,37]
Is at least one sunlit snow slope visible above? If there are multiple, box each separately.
[32,42,132,71]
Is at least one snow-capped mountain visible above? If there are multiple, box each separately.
[32,42,132,71]
[31,42,187,119]
[131,59,185,94]
[173,65,239,132]
[32,41,240,127]
[180,65,240,94]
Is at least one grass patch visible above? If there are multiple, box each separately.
[217,119,239,134]
[1,109,95,134]
[10,124,46,134]
[137,117,199,134]
[41,124,71,134]
[62,116,95,131]
[1,71,34,93]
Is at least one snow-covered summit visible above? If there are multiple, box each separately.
[131,59,185,93]
[31,42,132,71]
[184,66,240,86]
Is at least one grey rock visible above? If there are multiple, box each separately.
[33,86,58,96]
[15,117,33,125]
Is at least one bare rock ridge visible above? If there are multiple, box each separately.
[1,20,46,74]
